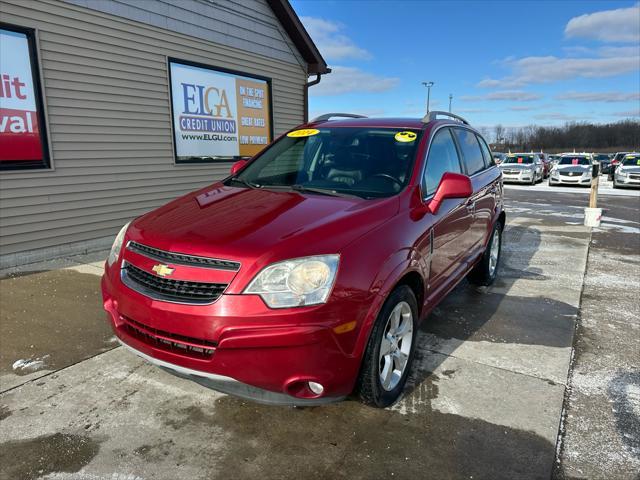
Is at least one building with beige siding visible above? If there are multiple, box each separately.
[0,0,329,268]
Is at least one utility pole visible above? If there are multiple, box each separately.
[422,81,434,114]
[449,94,453,112]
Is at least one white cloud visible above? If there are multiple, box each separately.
[556,91,640,102]
[565,3,640,43]
[457,108,490,114]
[532,112,592,121]
[477,55,639,88]
[309,66,399,96]
[301,17,371,61]
[461,90,541,102]
[509,106,537,111]
[613,109,640,117]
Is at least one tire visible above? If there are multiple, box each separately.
[357,285,418,408]
[530,175,535,185]
[468,221,502,287]
[613,180,619,189]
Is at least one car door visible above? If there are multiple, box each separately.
[452,128,494,257]
[421,127,473,294]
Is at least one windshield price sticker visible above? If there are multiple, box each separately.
[395,131,417,143]
[517,157,523,163]
[572,158,579,165]
[287,129,320,138]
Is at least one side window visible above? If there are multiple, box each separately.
[453,128,485,175]
[476,134,495,167]
[422,128,462,197]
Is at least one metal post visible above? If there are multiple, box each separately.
[589,165,599,208]
[422,81,434,114]
[449,94,453,112]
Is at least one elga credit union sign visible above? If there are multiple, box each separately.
[0,26,49,170]
[169,60,272,162]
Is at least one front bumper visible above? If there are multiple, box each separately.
[501,170,535,183]
[614,174,640,187]
[549,175,591,186]
[102,268,366,405]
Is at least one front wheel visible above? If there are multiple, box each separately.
[357,285,418,408]
[468,221,502,286]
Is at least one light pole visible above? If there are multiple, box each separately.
[422,81,434,114]
[449,94,453,112]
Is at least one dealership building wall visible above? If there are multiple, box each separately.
[0,0,327,268]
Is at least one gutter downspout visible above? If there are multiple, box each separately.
[304,72,327,123]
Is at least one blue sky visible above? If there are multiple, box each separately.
[291,1,640,130]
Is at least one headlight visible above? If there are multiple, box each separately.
[582,170,590,177]
[107,222,131,266]
[551,169,559,177]
[617,170,628,177]
[244,255,339,308]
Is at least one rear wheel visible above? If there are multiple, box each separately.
[468,221,502,286]
[357,285,418,408]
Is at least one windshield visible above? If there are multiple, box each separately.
[559,156,590,166]
[621,155,640,166]
[595,154,609,161]
[503,155,534,164]
[226,127,422,198]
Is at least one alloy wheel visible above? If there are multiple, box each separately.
[488,229,501,277]
[378,301,413,391]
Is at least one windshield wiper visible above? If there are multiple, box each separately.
[260,184,361,198]
[290,185,361,198]
[227,176,261,189]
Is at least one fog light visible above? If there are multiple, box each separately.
[308,381,324,395]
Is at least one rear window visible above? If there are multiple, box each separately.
[453,128,485,175]
[477,135,495,166]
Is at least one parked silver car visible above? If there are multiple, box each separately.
[613,153,640,189]
[499,153,544,185]
[549,154,593,187]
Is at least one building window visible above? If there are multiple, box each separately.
[168,59,273,164]
[0,23,50,171]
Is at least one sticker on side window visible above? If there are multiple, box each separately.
[287,129,320,138]
[395,131,417,143]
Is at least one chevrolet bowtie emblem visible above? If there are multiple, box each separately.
[152,264,175,277]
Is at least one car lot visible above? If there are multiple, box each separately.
[1,189,638,479]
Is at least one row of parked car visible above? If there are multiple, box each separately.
[493,151,640,189]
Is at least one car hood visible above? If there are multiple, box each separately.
[555,165,590,173]
[128,183,399,267]
[619,165,640,174]
[500,163,534,169]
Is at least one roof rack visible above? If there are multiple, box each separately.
[311,113,367,122]
[422,111,469,125]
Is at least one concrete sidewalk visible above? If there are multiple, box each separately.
[0,195,591,480]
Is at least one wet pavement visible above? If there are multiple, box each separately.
[0,189,637,479]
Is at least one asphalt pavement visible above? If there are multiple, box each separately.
[0,185,638,480]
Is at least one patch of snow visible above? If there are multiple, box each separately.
[12,355,50,372]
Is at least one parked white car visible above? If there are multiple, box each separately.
[613,153,640,189]
[499,153,544,185]
[549,154,593,187]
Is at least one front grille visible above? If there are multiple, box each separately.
[630,174,640,180]
[560,171,581,176]
[122,262,226,304]
[503,169,520,175]
[127,241,240,271]
[121,315,215,359]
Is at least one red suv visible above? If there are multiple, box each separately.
[102,112,505,407]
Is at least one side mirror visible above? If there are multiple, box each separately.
[428,172,473,215]
[230,159,248,176]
